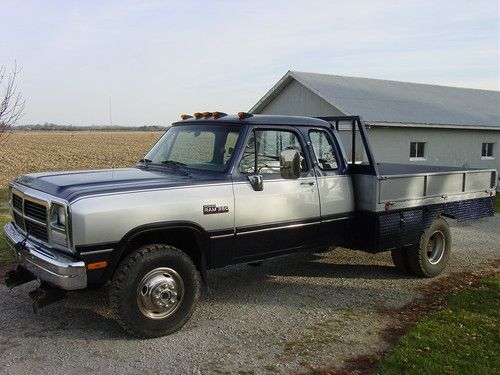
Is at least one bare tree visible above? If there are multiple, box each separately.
[0,62,25,142]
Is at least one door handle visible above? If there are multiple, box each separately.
[300,181,315,186]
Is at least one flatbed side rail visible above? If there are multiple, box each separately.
[316,116,380,176]
[377,168,497,205]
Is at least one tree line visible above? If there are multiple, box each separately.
[13,123,168,132]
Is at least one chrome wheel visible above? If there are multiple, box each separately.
[136,267,184,319]
[426,231,445,265]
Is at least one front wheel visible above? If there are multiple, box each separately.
[407,217,452,278]
[110,244,201,338]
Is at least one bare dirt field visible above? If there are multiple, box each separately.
[0,131,163,185]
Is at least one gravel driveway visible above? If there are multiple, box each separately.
[1,216,499,374]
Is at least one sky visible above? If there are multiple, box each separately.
[1,0,499,126]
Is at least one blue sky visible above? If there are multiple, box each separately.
[1,0,499,126]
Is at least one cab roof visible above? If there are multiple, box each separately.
[173,114,331,128]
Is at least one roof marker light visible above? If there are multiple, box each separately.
[203,112,213,119]
[193,112,203,119]
[238,112,253,120]
[213,111,227,119]
[181,114,193,120]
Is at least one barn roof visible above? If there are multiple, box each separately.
[250,71,500,129]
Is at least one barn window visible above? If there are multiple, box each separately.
[481,143,495,159]
[409,142,426,160]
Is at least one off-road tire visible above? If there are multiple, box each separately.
[110,244,201,338]
[390,247,411,274]
[407,217,452,278]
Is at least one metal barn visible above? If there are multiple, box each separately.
[249,71,500,183]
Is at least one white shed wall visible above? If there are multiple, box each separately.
[367,127,500,172]
[258,79,344,117]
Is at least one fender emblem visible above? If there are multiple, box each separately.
[203,204,229,215]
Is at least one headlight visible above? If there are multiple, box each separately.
[50,203,70,248]
[51,204,67,228]
[57,205,66,227]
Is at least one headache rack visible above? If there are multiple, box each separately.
[316,116,380,176]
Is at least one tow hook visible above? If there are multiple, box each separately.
[5,266,36,289]
[29,282,66,313]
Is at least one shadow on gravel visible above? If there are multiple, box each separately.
[267,260,407,280]
[201,250,416,310]
[214,251,410,281]
[1,249,410,340]
[0,282,130,341]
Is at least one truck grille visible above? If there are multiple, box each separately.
[12,194,23,211]
[12,192,49,243]
[25,221,49,242]
[24,200,47,222]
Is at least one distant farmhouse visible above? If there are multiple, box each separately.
[250,71,500,180]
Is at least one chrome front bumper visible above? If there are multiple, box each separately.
[2,222,87,290]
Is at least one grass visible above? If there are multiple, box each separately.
[0,215,13,265]
[0,185,9,216]
[0,185,13,265]
[376,277,500,375]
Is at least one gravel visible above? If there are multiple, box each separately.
[0,216,499,374]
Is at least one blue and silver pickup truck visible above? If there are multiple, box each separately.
[3,112,497,338]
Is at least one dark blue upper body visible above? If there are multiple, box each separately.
[13,115,334,202]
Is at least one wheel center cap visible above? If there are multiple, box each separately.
[137,267,185,319]
[150,280,177,308]
[161,291,171,300]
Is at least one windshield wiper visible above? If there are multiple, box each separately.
[159,160,191,176]
[160,160,187,167]
[138,158,152,168]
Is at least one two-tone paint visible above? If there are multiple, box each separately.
[3,115,496,290]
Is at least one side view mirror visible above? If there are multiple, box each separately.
[280,149,301,179]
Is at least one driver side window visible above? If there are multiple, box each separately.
[239,129,306,174]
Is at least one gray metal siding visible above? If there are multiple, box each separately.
[258,79,344,117]
[252,71,500,128]
[291,71,500,127]
[367,127,500,172]
[252,77,500,189]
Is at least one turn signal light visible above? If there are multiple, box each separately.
[86,261,108,270]
[193,112,203,119]
[180,114,193,120]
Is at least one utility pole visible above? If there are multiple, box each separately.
[109,96,113,127]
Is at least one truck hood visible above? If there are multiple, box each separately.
[13,167,225,202]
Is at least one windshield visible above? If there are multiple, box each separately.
[144,124,241,172]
